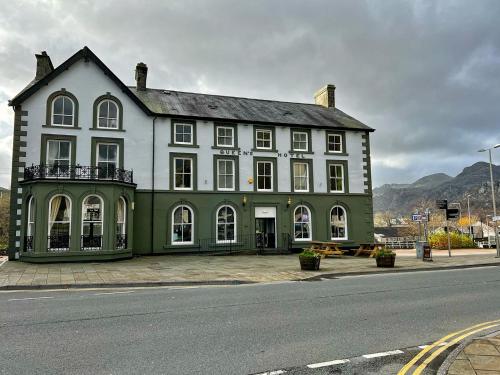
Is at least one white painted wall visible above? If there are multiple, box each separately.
[21,59,368,193]
[22,59,153,189]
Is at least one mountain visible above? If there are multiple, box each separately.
[373,162,500,215]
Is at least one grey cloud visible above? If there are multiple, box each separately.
[1,0,500,188]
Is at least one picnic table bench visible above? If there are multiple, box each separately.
[354,243,383,257]
[304,241,348,257]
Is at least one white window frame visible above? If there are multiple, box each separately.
[293,205,312,241]
[97,99,119,129]
[216,126,234,148]
[81,195,104,250]
[51,95,75,127]
[117,197,127,235]
[329,164,345,193]
[216,205,237,244]
[328,134,343,153]
[256,161,273,192]
[217,159,235,191]
[171,205,194,245]
[173,157,193,191]
[46,140,71,178]
[96,143,119,179]
[330,205,348,240]
[255,129,272,150]
[292,131,308,152]
[27,196,35,251]
[47,194,72,250]
[174,123,193,145]
[293,162,309,192]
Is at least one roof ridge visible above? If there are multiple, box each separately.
[128,86,326,108]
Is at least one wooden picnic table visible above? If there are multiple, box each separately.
[354,243,383,257]
[305,241,347,257]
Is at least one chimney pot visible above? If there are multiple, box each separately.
[135,62,148,91]
[35,51,54,80]
[314,84,336,108]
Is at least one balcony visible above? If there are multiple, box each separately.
[23,165,134,184]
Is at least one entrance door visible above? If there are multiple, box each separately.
[255,218,276,248]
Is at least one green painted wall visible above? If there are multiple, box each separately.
[133,190,374,254]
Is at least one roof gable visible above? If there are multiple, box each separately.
[9,46,153,115]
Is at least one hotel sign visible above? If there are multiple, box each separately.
[218,149,307,158]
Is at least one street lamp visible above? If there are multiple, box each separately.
[478,143,500,257]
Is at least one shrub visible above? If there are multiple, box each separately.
[428,231,475,249]
[373,247,395,258]
[299,250,321,258]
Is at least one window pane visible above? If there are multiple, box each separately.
[108,102,117,118]
[98,118,108,128]
[63,98,73,115]
[59,142,70,159]
[99,102,108,118]
[62,115,73,125]
[53,97,63,114]
[53,115,63,125]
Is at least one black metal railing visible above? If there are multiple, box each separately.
[47,235,70,251]
[81,235,103,251]
[116,234,128,250]
[24,165,134,184]
[196,232,292,254]
[24,236,34,252]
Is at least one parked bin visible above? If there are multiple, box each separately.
[415,241,432,261]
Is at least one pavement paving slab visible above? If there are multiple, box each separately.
[0,249,498,289]
[446,334,500,374]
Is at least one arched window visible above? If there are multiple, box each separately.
[330,206,347,240]
[81,195,103,250]
[52,96,74,126]
[172,205,193,245]
[293,205,311,241]
[48,195,71,251]
[97,99,119,129]
[216,206,236,243]
[116,197,127,249]
[26,196,35,251]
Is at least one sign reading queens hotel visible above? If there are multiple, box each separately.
[7,46,375,263]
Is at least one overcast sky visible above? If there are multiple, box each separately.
[1,0,500,188]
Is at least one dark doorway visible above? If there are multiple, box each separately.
[255,218,276,249]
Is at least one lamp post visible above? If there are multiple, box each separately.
[466,194,472,238]
[478,144,500,257]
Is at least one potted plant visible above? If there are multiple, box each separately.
[374,247,396,268]
[299,250,321,270]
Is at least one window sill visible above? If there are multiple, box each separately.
[251,148,278,153]
[288,150,314,155]
[211,146,240,151]
[89,127,125,132]
[168,143,200,148]
[163,243,200,250]
[324,152,349,156]
[42,124,81,129]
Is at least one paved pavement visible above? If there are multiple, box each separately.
[446,334,500,374]
[0,249,498,289]
[0,266,498,374]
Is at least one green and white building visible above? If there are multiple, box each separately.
[8,47,374,262]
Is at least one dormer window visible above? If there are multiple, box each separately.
[52,96,74,126]
[97,100,119,129]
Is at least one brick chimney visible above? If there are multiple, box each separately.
[314,84,335,108]
[35,51,54,80]
[135,62,148,91]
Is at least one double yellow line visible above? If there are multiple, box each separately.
[398,319,500,375]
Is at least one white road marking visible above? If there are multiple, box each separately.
[93,291,135,296]
[362,349,404,359]
[255,370,286,375]
[307,359,350,368]
[0,257,8,268]
[418,342,448,349]
[8,296,54,301]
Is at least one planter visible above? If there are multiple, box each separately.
[299,255,321,271]
[376,255,396,268]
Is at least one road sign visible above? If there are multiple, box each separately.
[436,200,448,209]
[411,214,422,221]
[446,208,460,220]
[492,216,500,222]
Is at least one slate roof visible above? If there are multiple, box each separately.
[129,88,372,130]
[10,46,373,131]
